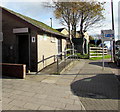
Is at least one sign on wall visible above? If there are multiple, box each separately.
[32,37,35,43]
[13,28,29,33]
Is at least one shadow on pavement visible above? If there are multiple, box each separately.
[89,61,120,70]
[2,75,22,79]
[36,59,72,75]
[71,74,120,100]
[89,61,120,81]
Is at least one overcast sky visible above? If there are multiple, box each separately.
[1,0,120,41]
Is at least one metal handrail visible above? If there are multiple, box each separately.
[37,48,77,74]
[57,49,74,56]
[37,49,75,64]
[37,55,55,64]
[56,49,77,73]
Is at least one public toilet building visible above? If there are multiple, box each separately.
[2,7,67,72]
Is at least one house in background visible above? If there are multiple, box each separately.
[2,7,67,72]
[56,28,69,36]
[56,28,72,49]
[76,31,90,43]
[56,28,90,53]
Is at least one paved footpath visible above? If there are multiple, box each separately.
[63,59,120,111]
[2,62,85,110]
[2,59,120,111]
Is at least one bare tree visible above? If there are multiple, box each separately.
[53,1,105,38]
[44,1,105,53]
[76,1,105,38]
[54,2,80,39]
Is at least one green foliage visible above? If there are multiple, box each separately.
[67,53,89,59]
[76,53,89,59]
[89,44,96,47]
[89,36,94,40]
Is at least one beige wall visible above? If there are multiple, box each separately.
[76,32,89,43]
[60,29,68,51]
[62,39,67,51]
[37,34,67,71]
[37,34,58,71]
[76,32,79,38]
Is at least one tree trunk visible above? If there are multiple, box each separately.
[68,23,73,49]
[80,14,84,55]
[73,23,76,38]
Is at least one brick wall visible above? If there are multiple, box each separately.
[2,63,26,79]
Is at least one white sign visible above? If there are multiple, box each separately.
[13,28,29,33]
[101,30,114,41]
[32,37,35,43]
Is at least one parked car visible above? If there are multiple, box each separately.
[114,50,120,67]
[115,40,120,52]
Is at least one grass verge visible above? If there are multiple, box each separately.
[90,55,111,60]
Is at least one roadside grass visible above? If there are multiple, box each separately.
[90,55,111,60]
[66,52,111,60]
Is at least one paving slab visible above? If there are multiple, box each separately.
[23,102,40,110]
[38,105,56,110]
[2,73,85,110]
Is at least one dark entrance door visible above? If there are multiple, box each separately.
[58,39,62,53]
[58,39,62,59]
[18,35,29,69]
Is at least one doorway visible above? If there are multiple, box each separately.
[18,34,29,69]
[58,39,62,53]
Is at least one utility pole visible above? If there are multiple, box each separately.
[50,18,52,28]
[111,0,115,62]
[111,0,114,31]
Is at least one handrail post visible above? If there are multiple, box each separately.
[57,55,59,74]
[64,51,65,68]
[72,48,74,61]
[43,55,44,68]
[74,50,77,60]
[89,47,91,58]
[71,49,72,60]
[73,45,75,59]
[54,55,56,62]
[64,50,66,68]
[70,49,72,61]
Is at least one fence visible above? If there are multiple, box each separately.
[37,49,77,74]
[89,47,108,58]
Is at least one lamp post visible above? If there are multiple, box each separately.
[111,0,115,62]
[111,0,114,30]
[50,18,52,28]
